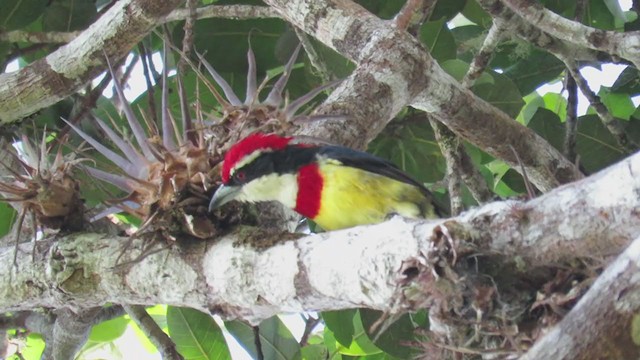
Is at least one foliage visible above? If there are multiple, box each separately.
[0,0,639,359]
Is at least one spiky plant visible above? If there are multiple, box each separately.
[67,40,337,240]
[195,44,341,152]
[0,132,84,262]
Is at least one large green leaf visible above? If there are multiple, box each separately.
[189,19,287,75]
[42,0,97,31]
[527,107,564,152]
[611,66,640,94]
[420,19,456,63]
[322,311,381,357]
[430,0,466,22]
[322,309,357,347]
[357,0,405,19]
[7,333,45,360]
[529,108,640,174]
[597,87,636,120]
[584,0,616,30]
[575,115,639,173]
[89,314,130,342]
[0,202,17,238]
[500,48,564,95]
[167,306,231,360]
[461,0,492,28]
[0,0,47,30]
[225,316,301,360]
[471,71,524,118]
[369,118,446,184]
[360,309,427,359]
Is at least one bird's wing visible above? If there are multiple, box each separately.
[317,146,429,192]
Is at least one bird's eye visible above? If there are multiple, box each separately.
[235,171,246,181]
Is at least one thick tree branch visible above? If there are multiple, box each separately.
[0,5,278,46]
[477,0,619,64]
[0,31,80,44]
[0,150,637,324]
[265,0,583,191]
[0,0,183,124]
[521,235,640,359]
[499,0,640,68]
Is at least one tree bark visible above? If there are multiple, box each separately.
[0,0,183,124]
[1,150,637,325]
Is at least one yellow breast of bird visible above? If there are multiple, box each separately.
[312,162,424,231]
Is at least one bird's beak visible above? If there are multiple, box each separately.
[208,185,241,212]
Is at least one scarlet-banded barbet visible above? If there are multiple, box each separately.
[208,133,441,230]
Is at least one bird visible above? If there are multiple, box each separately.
[208,133,442,231]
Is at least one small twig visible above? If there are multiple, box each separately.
[163,5,279,23]
[563,71,578,162]
[138,42,158,125]
[462,20,505,87]
[299,314,321,346]
[509,145,535,199]
[564,59,638,153]
[123,305,183,360]
[94,306,126,324]
[394,0,426,31]
[0,30,80,43]
[430,119,465,215]
[253,325,265,360]
[178,0,197,75]
[564,0,584,163]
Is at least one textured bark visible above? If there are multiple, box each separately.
[0,0,183,124]
[265,0,583,191]
[0,150,637,325]
[499,0,640,68]
[520,235,640,360]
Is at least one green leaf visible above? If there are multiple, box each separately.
[42,0,97,31]
[369,118,446,184]
[500,48,564,95]
[430,0,466,22]
[167,306,231,360]
[301,344,329,360]
[420,19,456,62]
[527,107,564,154]
[225,316,301,360]
[0,0,47,30]
[461,0,492,28]
[471,70,524,118]
[7,333,45,360]
[611,66,640,94]
[575,115,639,173]
[0,202,17,238]
[585,0,616,30]
[357,0,405,19]
[360,309,425,358]
[541,92,567,122]
[189,19,287,75]
[598,87,636,120]
[89,315,130,342]
[322,309,356,347]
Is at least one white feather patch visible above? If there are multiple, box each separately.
[236,173,299,209]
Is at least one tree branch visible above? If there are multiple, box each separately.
[265,0,583,191]
[521,235,640,359]
[499,0,640,68]
[0,0,183,124]
[123,305,183,360]
[477,0,619,64]
[564,59,638,153]
[0,150,637,325]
